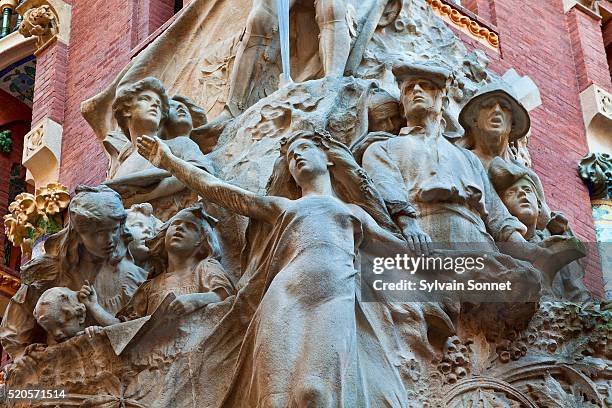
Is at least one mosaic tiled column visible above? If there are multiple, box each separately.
[579,153,612,298]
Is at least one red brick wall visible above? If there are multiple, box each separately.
[58,0,176,189]
[449,0,608,296]
[132,0,176,48]
[566,8,612,92]
[31,41,68,127]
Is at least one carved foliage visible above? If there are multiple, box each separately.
[18,4,58,50]
[578,152,612,200]
[437,336,473,384]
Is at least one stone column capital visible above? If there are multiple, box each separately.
[16,0,71,53]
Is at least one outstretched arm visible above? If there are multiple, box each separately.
[137,135,288,223]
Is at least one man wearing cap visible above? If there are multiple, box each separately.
[457,81,530,170]
[361,62,528,251]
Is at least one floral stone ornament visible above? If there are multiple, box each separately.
[3,183,70,258]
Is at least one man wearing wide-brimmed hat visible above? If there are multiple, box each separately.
[458,80,557,234]
[458,81,530,170]
[361,61,528,251]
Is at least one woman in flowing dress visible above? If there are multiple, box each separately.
[137,129,416,407]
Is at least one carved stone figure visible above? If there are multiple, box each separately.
[103,78,215,220]
[33,287,101,344]
[125,203,162,270]
[79,205,235,326]
[3,1,609,406]
[0,186,145,359]
[457,81,553,229]
[220,0,351,120]
[351,88,403,162]
[366,88,404,135]
[578,151,612,199]
[136,129,424,406]
[457,81,530,170]
[360,62,528,249]
[18,5,58,49]
[490,158,591,301]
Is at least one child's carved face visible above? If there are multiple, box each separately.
[501,178,539,231]
[34,288,86,343]
[165,212,203,257]
[127,210,160,262]
[75,219,123,260]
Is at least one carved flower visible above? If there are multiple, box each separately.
[8,193,38,224]
[3,214,34,247]
[35,183,70,214]
[4,215,24,245]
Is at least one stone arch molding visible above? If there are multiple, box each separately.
[16,0,71,54]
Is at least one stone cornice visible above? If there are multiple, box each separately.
[426,0,500,50]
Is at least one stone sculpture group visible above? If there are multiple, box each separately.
[0,0,610,407]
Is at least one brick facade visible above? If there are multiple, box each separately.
[31,41,68,127]
[21,0,610,296]
[57,0,181,189]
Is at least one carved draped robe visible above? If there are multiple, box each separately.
[361,127,526,244]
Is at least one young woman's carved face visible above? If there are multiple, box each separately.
[286,138,331,185]
[128,90,164,132]
[166,99,193,137]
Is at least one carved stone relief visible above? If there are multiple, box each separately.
[1,0,609,407]
[21,118,62,190]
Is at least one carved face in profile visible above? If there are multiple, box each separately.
[34,288,86,343]
[165,211,203,257]
[166,99,193,137]
[127,206,160,263]
[128,90,164,131]
[401,79,441,119]
[474,96,513,142]
[501,177,539,230]
[286,138,331,186]
[74,219,123,260]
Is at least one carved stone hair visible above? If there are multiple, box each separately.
[112,77,170,138]
[271,129,399,234]
[146,203,221,279]
[34,287,86,324]
[70,185,127,226]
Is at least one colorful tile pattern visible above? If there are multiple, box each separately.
[0,55,36,107]
[592,199,612,299]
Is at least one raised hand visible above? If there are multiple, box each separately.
[78,280,98,310]
[136,135,172,168]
